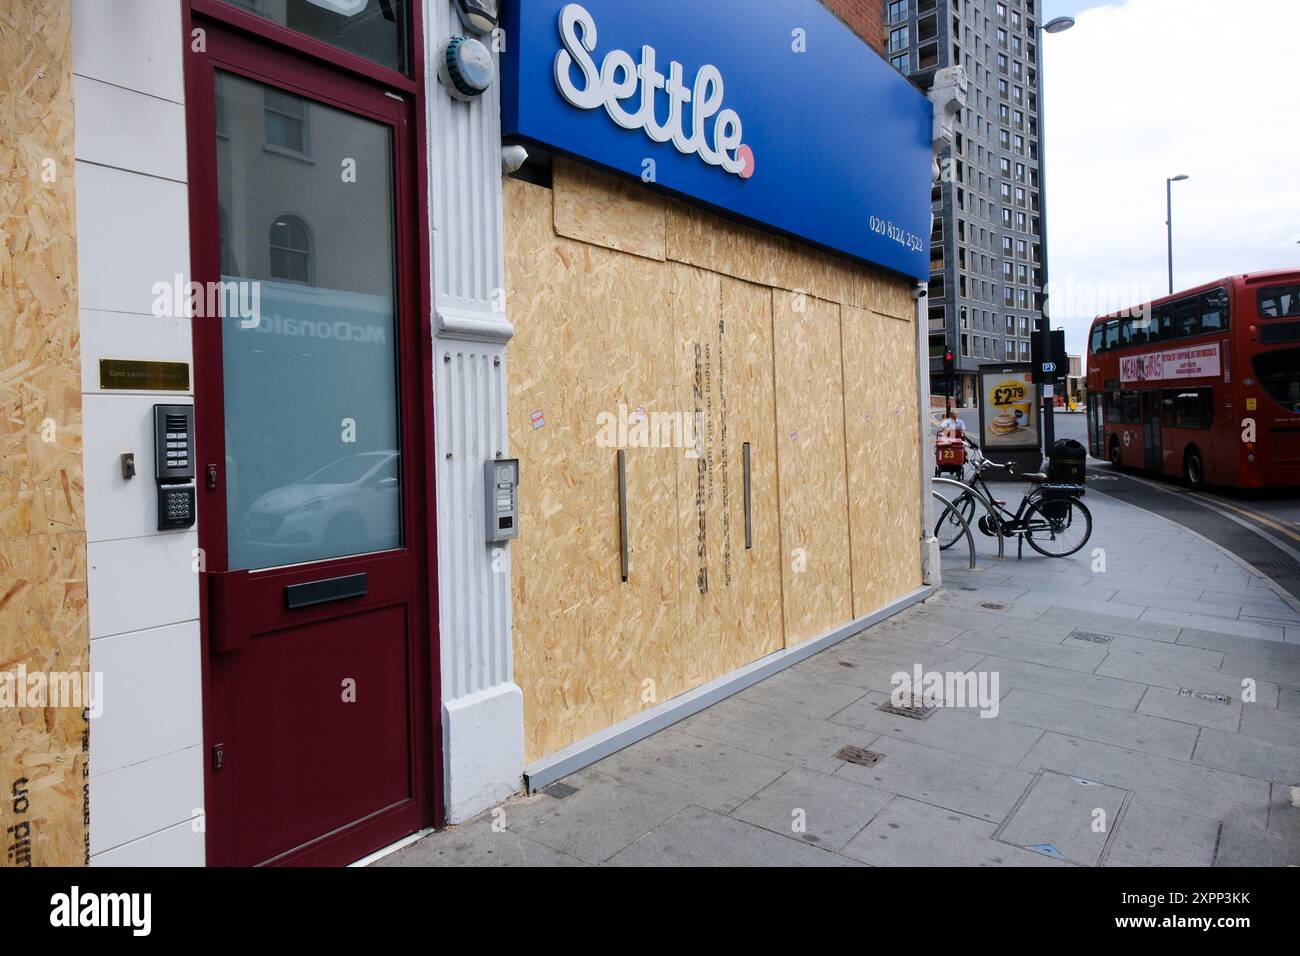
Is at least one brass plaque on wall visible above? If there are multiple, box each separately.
[99,359,190,391]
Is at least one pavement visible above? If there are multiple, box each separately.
[380,485,1300,867]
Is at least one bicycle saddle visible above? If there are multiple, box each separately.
[1021,472,1049,483]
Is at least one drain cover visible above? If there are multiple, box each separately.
[1179,687,1232,705]
[834,746,884,768]
[1070,629,1116,645]
[878,699,938,720]
[543,782,579,799]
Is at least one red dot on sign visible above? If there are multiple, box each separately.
[737,144,755,179]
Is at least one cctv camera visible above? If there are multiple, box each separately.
[913,285,929,300]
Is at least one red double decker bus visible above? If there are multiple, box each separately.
[1086,270,1300,490]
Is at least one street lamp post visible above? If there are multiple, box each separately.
[1166,174,1190,294]
[1036,16,1075,459]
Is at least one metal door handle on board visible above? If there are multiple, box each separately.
[617,449,629,582]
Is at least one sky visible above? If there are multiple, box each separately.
[1040,0,1300,355]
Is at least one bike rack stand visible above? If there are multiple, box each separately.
[932,477,1006,560]
[931,490,976,569]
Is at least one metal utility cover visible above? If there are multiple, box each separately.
[878,699,938,721]
[834,746,884,768]
[1069,629,1116,645]
[543,782,579,799]
[995,770,1131,867]
[1179,687,1232,705]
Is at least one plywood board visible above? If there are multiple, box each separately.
[0,0,88,866]
[842,307,923,616]
[772,295,852,645]
[506,178,683,762]
[669,268,784,688]
[553,159,667,262]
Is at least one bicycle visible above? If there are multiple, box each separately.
[934,438,1093,559]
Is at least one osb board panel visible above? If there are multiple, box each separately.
[665,198,905,313]
[552,159,667,262]
[505,178,683,763]
[670,267,783,689]
[0,0,88,866]
[842,307,923,617]
[772,294,852,645]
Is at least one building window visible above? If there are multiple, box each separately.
[889,26,910,53]
[269,215,313,284]
[887,0,908,24]
[890,52,910,73]
[264,89,312,158]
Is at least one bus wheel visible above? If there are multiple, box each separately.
[1185,447,1205,489]
[1109,437,1122,470]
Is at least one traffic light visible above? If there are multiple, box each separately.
[943,349,955,376]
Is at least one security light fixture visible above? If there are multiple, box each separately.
[455,0,498,34]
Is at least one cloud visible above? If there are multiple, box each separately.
[1043,0,1300,354]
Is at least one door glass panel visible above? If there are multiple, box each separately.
[219,0,408,73]
[215,72,402,571]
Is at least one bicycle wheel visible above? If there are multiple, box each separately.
[935,492,977,551]
[1024,498,1092,558]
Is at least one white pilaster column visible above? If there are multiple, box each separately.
[425,0,522,822]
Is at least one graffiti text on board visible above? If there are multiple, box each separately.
[553,3,755,178]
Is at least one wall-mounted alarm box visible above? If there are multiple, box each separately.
[153,404,196,530]
[485,458,519,543]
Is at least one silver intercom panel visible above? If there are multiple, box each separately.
[485,458,519,543]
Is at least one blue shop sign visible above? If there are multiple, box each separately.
[500,0,933,280]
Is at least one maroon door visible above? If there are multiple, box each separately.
[185,10,438,866]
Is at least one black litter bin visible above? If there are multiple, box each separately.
[1048,438,1087,484]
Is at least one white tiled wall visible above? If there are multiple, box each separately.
[74,0,205,867]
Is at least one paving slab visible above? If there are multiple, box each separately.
[1192,728,1300,783]
[729,766,892,852]
[1222,653,1300,688]
[1279,684,1300,714]
[994,769,1129,867]
[1141,607,1287,641]
[839,796,1064,867]
[909,603,1074,643]
[997,688,1199,760]
[1268,783,1300,841]
[977,656,1147,711]
[672,696,868,775]
[1105,800,1221,867]
[950,629,1108,672]
[1238,704,1300,749]
[1020,732,1270,826]
[830,692,1043,767]
[490,768,687,865]
[736,666,868,720]
[378,817,587,867]
[835,736,1035,823]
[1037,606,1182,643]
[1137,685,1243,732]
[605,806,858,867]
[1064,632,1223,669]
[1094,654,1279,707]
[590,726,790,814]
[836,632,988,674]
[1214,820,1300,866]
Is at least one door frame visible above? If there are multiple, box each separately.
[182,1,442,865]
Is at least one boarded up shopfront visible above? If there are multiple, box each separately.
[505,160,923,762]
